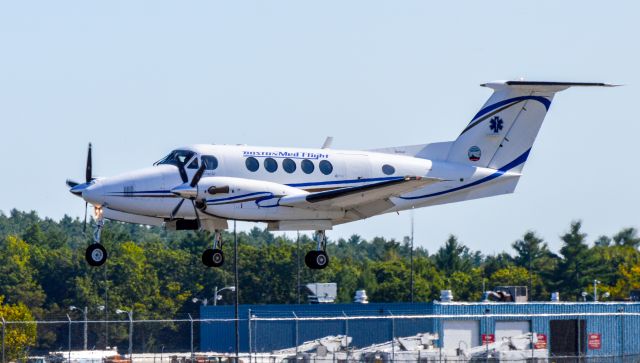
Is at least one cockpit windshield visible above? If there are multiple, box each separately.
[154,150,196,166]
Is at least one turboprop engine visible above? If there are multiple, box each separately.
[171,175,307,210]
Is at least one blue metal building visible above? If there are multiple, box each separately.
[200,302,640,358]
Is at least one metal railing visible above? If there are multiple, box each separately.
[1,311,640,362]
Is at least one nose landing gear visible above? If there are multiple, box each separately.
[305,230,330,269]
[202,230,225,267]
[85,206,108,267]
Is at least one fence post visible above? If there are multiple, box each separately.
[292,312,299,357]
[2,316,5,363]
[128,311,133,360]
[389,311,395,362]
[577,317,581,360]
[618,306,624,360]
[67,313,72,363]
[188,313,194,360]
[342,311,349,362]
[248,309,252,363]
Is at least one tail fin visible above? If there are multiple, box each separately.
[446,81,614,173]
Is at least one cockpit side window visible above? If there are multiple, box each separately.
[154,150,196,167]
[187,158,199,169]
[202,155,219,170]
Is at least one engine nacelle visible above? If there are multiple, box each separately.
[194,176,307,207]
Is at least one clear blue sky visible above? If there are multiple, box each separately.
[1,1,638,254]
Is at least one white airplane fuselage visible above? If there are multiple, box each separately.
[80,143,512,230]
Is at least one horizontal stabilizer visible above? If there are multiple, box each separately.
[482,80,618,92]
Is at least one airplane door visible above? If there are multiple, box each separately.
[334,153,372,181]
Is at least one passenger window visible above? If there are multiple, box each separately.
[301,159,315,174]
[245,157,259,172]
[264,158,278,173]
[382,164,395,175]
[283,158,296,173]
[202,156,219,170]
[187,158,199,169]
[319,160,333,175]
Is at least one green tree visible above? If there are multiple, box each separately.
[434,235,473,275]
[0,296,36,361]
[511,231,557,300]
[0,236,46,312]
[612,228,640,248]
[554,221,602,300]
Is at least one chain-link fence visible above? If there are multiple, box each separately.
[2,311,640,362]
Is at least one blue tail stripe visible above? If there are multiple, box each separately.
[399,148,531,201]
[471,96,551,123]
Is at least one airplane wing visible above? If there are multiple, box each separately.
[279,176,442,218]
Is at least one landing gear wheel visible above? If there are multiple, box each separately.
[305,251,317,269]
[305,251,329,269]
[315,251,329,269]
[85,244,107,267]
[202,248,224,267]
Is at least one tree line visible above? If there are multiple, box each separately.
[1,208,639,357]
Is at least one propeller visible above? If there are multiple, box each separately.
[83,143,92,232]
[169,163,207,228]
[66,143,93,232]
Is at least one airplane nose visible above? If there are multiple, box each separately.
[82,183,105,206]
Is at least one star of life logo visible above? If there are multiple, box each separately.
[489,116,504,134]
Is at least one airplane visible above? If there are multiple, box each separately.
[67,80,614,269]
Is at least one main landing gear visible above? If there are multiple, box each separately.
[305,230,330,270]
[202,230,224,267]
[85,206,108,267]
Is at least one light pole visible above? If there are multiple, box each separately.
[192,286,236,306]
[97,305,105,349]
[215,286,236,306]
[593,280,600,302]
[116,309,133,358]
[69,306,88,350]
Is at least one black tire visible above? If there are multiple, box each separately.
[202,248,224,267]
[211,248,224,267]
[85,244,107,267]
[202,249,214,267]
[305,250,317,269]
[315,251,329,269]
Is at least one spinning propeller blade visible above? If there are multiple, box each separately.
[86,143,92,183]
[169,163,207,223]
[190,164,206,188]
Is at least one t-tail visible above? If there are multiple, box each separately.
[446,81,615,173]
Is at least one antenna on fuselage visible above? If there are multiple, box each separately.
[321,136,333,149]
